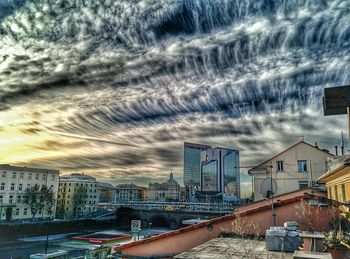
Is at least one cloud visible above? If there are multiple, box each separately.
[0,0,349,185]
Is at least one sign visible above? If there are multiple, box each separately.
[323,85,350,115]
[131,220,141,232]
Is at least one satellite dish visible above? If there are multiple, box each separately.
[260,178,277,198]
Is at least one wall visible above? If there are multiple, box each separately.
[250,142,331,201]
[324,166,350,203]
[116,193,334,258]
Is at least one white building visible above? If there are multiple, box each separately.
[0,164,59,221]
[248,141,333,201]
[56,173,99,218]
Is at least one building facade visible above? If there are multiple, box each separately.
[0,164,59,221]
[184,142,211,187]
[249,141,333,201]
[98,182,114,203]
[200,147,240,200]
[112,183,145,202]
[148,173,181,202]
[56,173,99,218]
[318,156,350,203]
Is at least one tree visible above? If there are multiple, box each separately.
[72,185,87,218]
[23,184,55,220]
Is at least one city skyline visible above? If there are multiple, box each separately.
[0,1,349,187]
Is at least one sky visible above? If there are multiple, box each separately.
[0,0,349,190]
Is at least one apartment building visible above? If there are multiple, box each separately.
[56,173,99,218]
[112,183,145,202]
[148,173,181,202]
[0,164,59,221]
[249,141,333,201]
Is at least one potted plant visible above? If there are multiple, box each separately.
[323,205,350,258]
[324,231,350,258]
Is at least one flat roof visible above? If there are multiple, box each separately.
[0,164,59,174]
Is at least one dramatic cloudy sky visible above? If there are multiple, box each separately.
[0,0,349,189]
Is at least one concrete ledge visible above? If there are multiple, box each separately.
[293,251,332,259]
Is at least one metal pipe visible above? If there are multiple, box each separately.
[269,162,276,226]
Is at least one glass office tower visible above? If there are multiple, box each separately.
[223,151,240,197]
[200,147,240,198]
[183,142,211,187]
[201,160,218,192]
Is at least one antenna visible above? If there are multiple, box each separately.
[341,131,345,155]
[260,162,277,226]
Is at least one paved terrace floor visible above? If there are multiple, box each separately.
[174,237,293,259]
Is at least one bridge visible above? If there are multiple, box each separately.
[97,201,236,229]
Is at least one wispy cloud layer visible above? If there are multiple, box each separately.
[0,0,349,185]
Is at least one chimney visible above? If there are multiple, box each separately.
[335,145,338,156]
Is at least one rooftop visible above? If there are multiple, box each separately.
[174,237,293,259]
[0,164,59,174]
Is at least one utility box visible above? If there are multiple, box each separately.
[266,228,302,252]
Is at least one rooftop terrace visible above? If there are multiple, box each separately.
[174,237,293,259]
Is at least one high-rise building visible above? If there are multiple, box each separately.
[183,142,211,187]
[200,147,240,199]
[0,164,59,221]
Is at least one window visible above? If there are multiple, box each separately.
[28,173,32,180]
[15,208,19,216]
[2,171,6,178]
[23,208,28,215]
[9,195,13,203]
[298,160,308,172]
[19,184,22,191]
[17,195,21,203]
[299,181,309,189]
[0,195,3,203]
[0,183,4,190]
[51,175,55,181]
[342,184,346,202]
[335,185,339,201]
[12,172,17,179]
[10,183,15,190]
[20,173,24,179]
[276,161,284,171]
[35,174,39,180]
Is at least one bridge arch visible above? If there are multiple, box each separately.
[149,214,171,228]
[116,208,140,227]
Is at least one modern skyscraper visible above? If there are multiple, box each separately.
[200,147,240,199]
[183,142,211,187]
